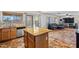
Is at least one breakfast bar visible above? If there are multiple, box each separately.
[24,28,51,48]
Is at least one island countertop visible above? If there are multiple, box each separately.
[24,28,52,36]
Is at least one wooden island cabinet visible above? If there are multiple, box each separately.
[24,28,51,48]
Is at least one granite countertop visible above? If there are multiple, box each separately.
[16,26,25,29]
[0,26,25,29]
[24,28,52,36]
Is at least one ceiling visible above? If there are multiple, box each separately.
[3,11,79,16]
[25,11,79,16]
[41,11,79,16]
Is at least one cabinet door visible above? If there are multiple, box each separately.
[0,29,2,41]
[27,33,34,48]
[2,29,10,40]
[28,37,34,48]
[10,28,16,39]
[35,33,48,48]
[24,32,28,48]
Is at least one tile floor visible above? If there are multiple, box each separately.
[0,37,25,48]
[49,28,76,48]
[0,28,76,48]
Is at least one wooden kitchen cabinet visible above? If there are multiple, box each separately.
[10,28,16,39]
[0,27,17,42]
[0,29,2,41]
[35,33,48,48]
[24,28,51,48]
[27,33,34,48]
[2,28,10,40]
[24,31,28,47]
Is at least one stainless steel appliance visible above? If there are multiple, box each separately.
[16,27,25,37]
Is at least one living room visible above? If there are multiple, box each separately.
[41,11,78,48]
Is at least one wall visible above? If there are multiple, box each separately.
[52,16,61,24]
[74,16,79,28]
[74,16,79,23]
[48,15,61,24]
[40,14,48,28]
[23,13,26,26]
[40,15,62,28]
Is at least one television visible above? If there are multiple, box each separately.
[63,17,74,23]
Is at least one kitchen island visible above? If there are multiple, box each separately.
[24,28,51,48]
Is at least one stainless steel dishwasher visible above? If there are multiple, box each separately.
[16,27,25,38]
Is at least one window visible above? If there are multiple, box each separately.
[3,16,22,23]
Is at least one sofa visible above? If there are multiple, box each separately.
[48,23,64,30]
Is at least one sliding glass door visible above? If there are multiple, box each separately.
[26,15,40,28]
[26,15,33,28]
[33,15,40,28]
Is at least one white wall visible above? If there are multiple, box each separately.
[74,16,79,23]
[40,15,62,28]
[40,14,48,28]
[48,16,61,24]
[74,16,79,28]
[23,13,26,26]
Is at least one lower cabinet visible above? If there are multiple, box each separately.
[27,33,34,48]
[10,28,16,39]
[24,31,28,47]
[35,33,48,48]
[24,32,48,48]
[0,28,16,42]
[0,29,2,41]
[2,28,10,41]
